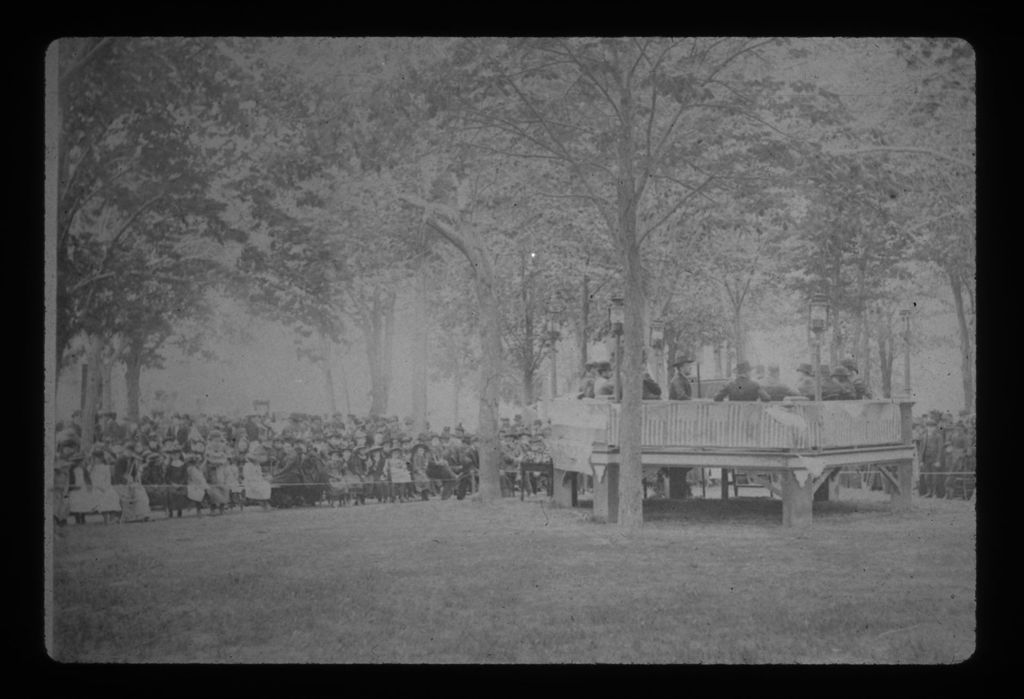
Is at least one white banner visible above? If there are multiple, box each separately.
[547,399,611,476]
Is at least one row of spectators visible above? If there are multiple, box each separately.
[51,411,555,526]
[912,409,976,500]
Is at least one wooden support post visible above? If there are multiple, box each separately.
[552,468,575,507]
[593,464,620,523]
[593,468,609,522]
[571,472,578,507]
[721,469,730,500]
[890,459,914,512]
[813,468,841,502]
[781,471,815,528]
[606,463,619,524]
[668,468,691,499]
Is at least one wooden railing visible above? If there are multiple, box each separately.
[600,400,905,450]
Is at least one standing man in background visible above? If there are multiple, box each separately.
[919,418,944,498]
[668,356,694,401]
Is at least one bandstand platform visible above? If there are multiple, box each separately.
[546,398,916,527]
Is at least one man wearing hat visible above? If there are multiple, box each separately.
[365,446,387,503]
[713,361,771,402]
[593,361,616,399]
[840,359,872,399]
[347,445,369,505]
[167,447,192,518]
[410,442,432,501]
[828,366,858,401]
[427,435,458,500]
[668,356,695,401]
[919,418,945,498]
[818,365,850,401]
[795,363,816,399]
[760,365,796,401]
[577,361,598,399]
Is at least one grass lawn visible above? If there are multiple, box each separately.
[49,490,975,663]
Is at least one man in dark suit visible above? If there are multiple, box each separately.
[840,358,872,399]
[827,366,858,400]
[713,361,771,402]
[668,356,694,401]
[919,418,945,497]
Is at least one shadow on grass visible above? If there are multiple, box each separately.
[641,496,892,526]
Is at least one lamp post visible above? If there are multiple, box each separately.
[649,319,666,401]
[609,296,625,403]
[899,308,912,397]
[809,294,829,402]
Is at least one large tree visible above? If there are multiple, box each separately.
[55,37,254,446]
[438,37,844,528]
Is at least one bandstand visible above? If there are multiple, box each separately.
[546,398,916,527]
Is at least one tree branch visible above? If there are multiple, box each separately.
[826,146,974,170]
[59,38,113,89]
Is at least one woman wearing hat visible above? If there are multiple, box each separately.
[242,443,273,510]
[223,450,245,512]
[185,453,209,516]
[385,446,411,503]
[114,444,151,523]
[67,447,95,525]
[88,445,123,525]
[203,444,231,516]
[53,432,81,527]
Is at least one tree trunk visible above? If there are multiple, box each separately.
[521,252,535,407]
[411,270,429,432]
[861,339,872,395]
[100,347,114,413]
[731,307,746,365]
[522,368,535,407]
[877,314,893,399]
[453,370,461,426]
[383,292,396,413]
[125,351,142,424]
[365,291,396,416]
[81,332,104,450]
[338,358,352,415]
[579,273,589,374]
[412,207,502,502]
[618,242,645,530]
[829,310,841,370]
[319,331,337,415]
[948,267,975,412]
[366,313,386,416]
[613,66,644,530]
[473,262,503,502]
